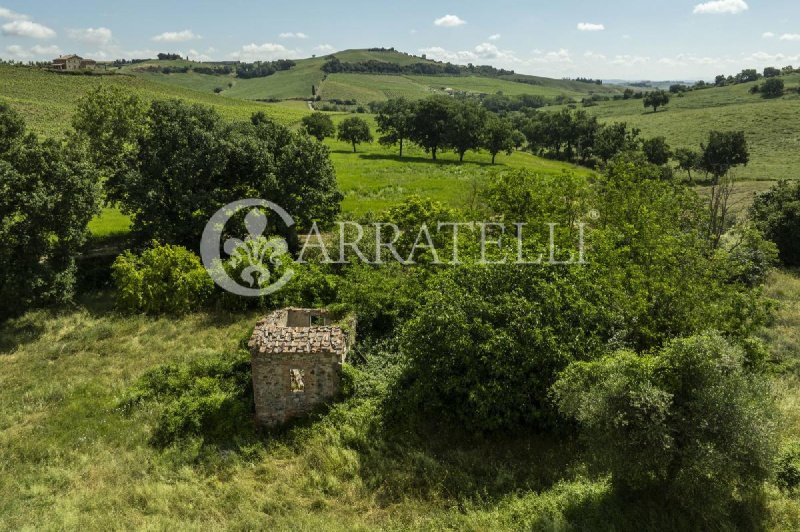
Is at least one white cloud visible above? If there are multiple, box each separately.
[762,32,775,39]
[188,49,213,61]
[229,42,299,61]
[68,27,112,45]
[488,34,501,41]
[152,30,199,42]
[780,34,800,41]
[4,43,61,58]
[693,0,749,15]
[584,51,607,60]
[530,48,572,64]
[434,14,466,27]
[313,44,335,53]
[1,20,56,39]
[0,7,28,20]
[577,22,605,32]
[279,32,308,39]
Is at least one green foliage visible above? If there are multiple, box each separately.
[641,136,672,166]
[699,130,749,179]
[0,103,100,320]
[553,332,778,514]
[643,90,670,112]
[113,100,341,246]
[762,78,785,99]
[301,112,335,141]
[673,147,701,181]
[751,180,800,267]
[375,97,416,157]
[337,116,373,152]
[71,85,148,190]
[776,441,800,493]
[112,242,214,314]
[594,121,639,163]
[122,349,254,448]
[482,114,516,164]
[447,99,488,162]
[410,95,453,160]
[716,223,779,287]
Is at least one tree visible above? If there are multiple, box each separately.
[715,75,727,87]
[482,115,515,164]
[71,85,148,198]
[642,136,672,166]
[447,99,487,162]
[301,112,335,141]
[0,104,100,320]
[699,130,749,247]
[375,97,415,157]
[337,116,373,153]
[643,90,670,113]
[699,130,749,180]
[750,180,800,267]
[763,66,781,78]
[595,122,639,163]
[114,101,342,248]
[674,147,701,183]
[761,77,785,98]
[553,333,777,515]
[409,95,454,160]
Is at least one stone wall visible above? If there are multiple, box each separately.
[249,308,353,427]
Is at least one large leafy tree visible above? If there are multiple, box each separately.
[750,180,800,267]
[337,116,373,153]
[482,115,516,164]
[114,100,341,248]
[409,95,453,160]
[643,90,670,113]
[375,98,416,157]
[642,136,672,166]
[0,103,100,319]
[71,85,148,199]
[447,99,487,162]
[301,112,335,141]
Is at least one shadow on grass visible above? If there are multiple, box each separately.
[332,151,496,167]
[0,313,46,354]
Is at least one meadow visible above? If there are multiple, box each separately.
[568,74,800,181]
[3,56,800,530]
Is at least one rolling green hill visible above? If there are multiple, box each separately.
[0,64,306,138]
[564,74,800,181]
[121,48,625,104]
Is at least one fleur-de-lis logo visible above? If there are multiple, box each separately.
[201,200,295,297]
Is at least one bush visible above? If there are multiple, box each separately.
[776,441,800,492]
[122,349,254,448]
[750,180,800,267]
[0,103,100,320]
[553,332,778,513]
[112,242,214,314]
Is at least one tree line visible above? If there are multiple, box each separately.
[321,56,514,77]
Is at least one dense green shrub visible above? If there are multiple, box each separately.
[0,102,100,320]
[776,441,800,492]
[750,180,800,267]
[396,263,613,432]
[112,242,213,314]
[122,349,253,447]
[553,333,777,512]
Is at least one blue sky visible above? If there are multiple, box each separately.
[1,0,799,80]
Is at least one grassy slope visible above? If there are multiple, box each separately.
[2,272,799,529]
[0,64,306,138]
[122,49,623,104]
[571,74,800,181]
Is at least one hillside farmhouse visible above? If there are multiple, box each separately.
[51,55,96,71]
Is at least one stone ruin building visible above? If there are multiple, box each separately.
[248,308,354,426]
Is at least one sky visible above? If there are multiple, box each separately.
[1,0,799,80]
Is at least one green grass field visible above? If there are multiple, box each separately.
[566,74,800,181]
[2,271,799,530]
[0,64,306,138]
[115,49,625,105]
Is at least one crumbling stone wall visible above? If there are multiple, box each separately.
[249,309,353,426]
